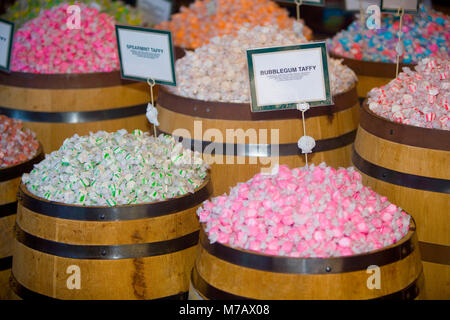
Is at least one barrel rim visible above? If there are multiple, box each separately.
[0,143,44,182]
[198,219,417,274]
[329,52,416,78]
[0,70,139,89]
[17,174,212,221]
[360,99,450,150]
[156,83,358,121]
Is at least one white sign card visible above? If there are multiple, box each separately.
[137,0,172,25]
[275,0,325,6]
[345,0,381,11]
[381,0,420,13]
[246,42,332,112]
[0,19,14,72]
[115,25,176,85]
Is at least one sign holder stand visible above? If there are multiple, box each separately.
[146,78,159,137]
[395,7,405,77]
[295,0,303,20]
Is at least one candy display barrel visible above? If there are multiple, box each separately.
[0,71,151,153]
[191,222,423,300]
[0,145,43,299]
[330,54,415,99]
[352,102,450,299]
[10,177,212,300]
[157,85,359,196]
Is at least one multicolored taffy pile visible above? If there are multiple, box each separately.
[328,5,449,63]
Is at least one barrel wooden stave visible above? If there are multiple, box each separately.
[157,86,360,196]
[0,72,152,153]
[353,103,450,299]
[192,226,423,300]
[0,147,44,300]
[11,178,211,300]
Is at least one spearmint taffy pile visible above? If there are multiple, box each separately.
[11,3,119,73]
[368,57,449,130]
[171,24,357,103]
[0,115,40,168]
[197,164,411,258]
[22,130,208,206]
[328,5,449,64]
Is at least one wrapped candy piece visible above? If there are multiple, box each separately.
[368,56,450,130]
[0,115,40,168]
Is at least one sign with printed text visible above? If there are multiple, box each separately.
[137,0,172,25]
[247,42,332,112]
[345,0,381,12]
[115,25,176,85]
[275,0,324,6]
[381,0,419,13]
[0,19,14,73]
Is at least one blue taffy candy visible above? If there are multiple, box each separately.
[383,32,393,40]
[435,17,445,25]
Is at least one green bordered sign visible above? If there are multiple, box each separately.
[115,25,176,85]
[0,19,14,73]
[381,0,420,13]
[247,42,332,112]
[275,0,325,7]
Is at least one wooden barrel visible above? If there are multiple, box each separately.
[352,102,450,300]
[157,85,360,196]
[10,178,212,300]
[0,145,44,300]
[0,71,151,153]
[330,53,415,99]
[191,222,423,300]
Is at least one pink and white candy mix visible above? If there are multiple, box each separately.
[11,4,119,73]
[197,164,411,258]
[368,57,450,130]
